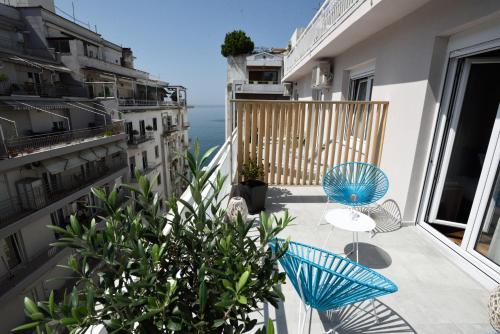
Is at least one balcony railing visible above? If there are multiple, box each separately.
[284,0,365,76]
[127,133,154,146]
[0,246,71,300]
[0,157,128,227]
[231,99,388,185]
[163,124,179,136]
[2,121,124,159]
[182,121,191,129]
[118,98,185,108]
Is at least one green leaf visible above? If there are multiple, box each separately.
[222,279,234,292]
[167,319,182,331]
[24,297,39,316]
[237,270,250,292]
[213,319,225,328]
[11,321,41,331]
[199,281,206,313]
[48,291,55,316]
[237,295,248,304]
[266,319,275,334]
[59,317,78,325]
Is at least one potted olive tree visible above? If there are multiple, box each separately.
[238,158,268,214]
[12,143,290,334]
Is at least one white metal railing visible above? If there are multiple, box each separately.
[284,0,365,76]
[118,98,184,108]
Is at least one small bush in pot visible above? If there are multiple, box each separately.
[12,142,291,333]
[238,158,268,214]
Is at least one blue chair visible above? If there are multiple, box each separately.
[322,162,389,207]
[270,238,397,334]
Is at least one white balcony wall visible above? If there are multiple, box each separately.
[292,0,500,222]
[0,295,24,333]
[21,214,54,259]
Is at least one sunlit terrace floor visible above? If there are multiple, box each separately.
[251,186,493,334]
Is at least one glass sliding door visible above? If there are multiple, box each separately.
[428,58,500,246]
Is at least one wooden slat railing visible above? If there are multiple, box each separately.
[233,100,389,185]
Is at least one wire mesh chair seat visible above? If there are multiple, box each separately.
[270,239,397,333]
[270,239,397,311]
[322,162,389,207]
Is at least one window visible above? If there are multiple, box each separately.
[47,38,71,53]
[139,120,145,136]
[155,145,159,158]
[129,156,136,178]
[125,122,133,142]
[152,117,157,131]
[346,74,374,140]
[142,151,148,170]
[248,70,279,84]
[1,234,22,270]
[52,121,64,131]
[157,173,161,185]
[349,75,374,101]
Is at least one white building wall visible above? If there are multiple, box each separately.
[291,0,500,222]
[21,215,54,259]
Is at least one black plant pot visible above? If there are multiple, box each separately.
[238,180,268,214]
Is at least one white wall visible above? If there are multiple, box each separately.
[21,215,54,259]
[292,0,500,221]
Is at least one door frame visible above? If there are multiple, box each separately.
[419,54,500,283]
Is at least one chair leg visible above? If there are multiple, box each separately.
[299,305,311,334]
[317,199,330,227]
[371,299,379,323]
[297,299,303,334]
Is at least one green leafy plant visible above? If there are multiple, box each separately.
[0,73,8,82]
[240,158,264,182]
[13,140,291,333]
[221,30,254,57]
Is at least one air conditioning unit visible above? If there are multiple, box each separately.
[311,61,332,88]
[283,82,293,96]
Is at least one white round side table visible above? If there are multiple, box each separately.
[324,209,376,262]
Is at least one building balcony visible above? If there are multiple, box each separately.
[169,99,490,333]
[0,121,125,160]
[78,55,149,80]
[0,81,88,98]
[182,121,190,129]
[163,125,179,136]
[283,0,430,80]
[235,82,286,95]
[118,98,180,107]
[0,246,72,303]
[0,155,128,233]
[127,133,154,147]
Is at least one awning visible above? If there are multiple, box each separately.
[105,144,122,155]
[117,142,128,151]
[41,157,67,174]
[92,146,107,159]
[79,149,98,162]
[64,154,87,170]
[1,100,69,110]
[3,55,72,73]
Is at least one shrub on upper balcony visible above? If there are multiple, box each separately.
[221,30,255,57]
[13,140,291,334]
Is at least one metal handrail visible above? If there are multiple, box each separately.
[0,157,128,226]
[284,0,365,76]
[3,121,124,158]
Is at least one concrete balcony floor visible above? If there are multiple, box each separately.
[251,186,493,334]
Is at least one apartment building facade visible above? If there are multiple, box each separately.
[120,84,189,199]
[0,0,188,330]
[283,0,500,287]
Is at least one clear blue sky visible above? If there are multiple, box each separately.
[54,0,319,105]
